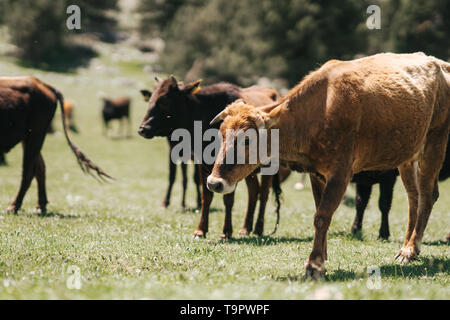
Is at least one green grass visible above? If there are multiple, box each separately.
[0,52,449,300]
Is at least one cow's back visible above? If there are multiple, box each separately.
[319,53,450,172]
[240,85,280,107]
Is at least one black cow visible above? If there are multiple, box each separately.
[102,96,131,138]
[141,88,201,208]
[138,76,283,238]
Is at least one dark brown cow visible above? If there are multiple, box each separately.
[102,96,131,138]
[138,76,286,238]
[141,89,201,208]
[207,53,450,278]
[0,76,111,213]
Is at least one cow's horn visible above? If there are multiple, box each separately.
[210,110,228,125]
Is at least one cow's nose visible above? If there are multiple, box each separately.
[138,125,150,137]
[208,180,223,193]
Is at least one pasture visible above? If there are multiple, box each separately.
[0,50,448,299]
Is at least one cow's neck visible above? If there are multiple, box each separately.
[186,91,238,127]
[272,101,318,173]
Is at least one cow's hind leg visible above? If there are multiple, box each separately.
[7,134,45,213]
[194,164,201,209]
[239,174,259,236]
[35,153,48,214]
[180,162,187,208]
[351,183,372,235]
[396,131,448,262]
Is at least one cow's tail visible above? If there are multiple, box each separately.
[49,86,113,181]
[268,172,282,235]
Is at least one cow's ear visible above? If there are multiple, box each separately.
[263,105,283,129]
[140,89,152,102]
[168,75,178,89]
[183,79,202,95]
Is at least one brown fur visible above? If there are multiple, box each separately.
[209,53,450,278]
[0,76,112,214]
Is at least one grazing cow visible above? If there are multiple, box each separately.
[0,76,112,213]
[102,96,131,137]
[207,53,450,278]
[138,76,286,238]
[141,88,201,208]
[351,134,450,240]
[47,100,79,134]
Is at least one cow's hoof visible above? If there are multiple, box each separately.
[35,205,46,215]
[394,246,418,263]
[305,260,326,280]
[193,230,206,239]
[220,233,232,242]
[238,228,250,236]
[253,229,263,237]
[377,233,390,241]
[351,224,361,235]
[6,205,18,214]
[161,200,170,208]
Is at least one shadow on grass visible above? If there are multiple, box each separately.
[422,239,449,246]
[274,257,448,283]
[178,207,221,214]
[37,211,81,219]
[329,230,365,241]
[228,235,314,246]
[16,43,98,74]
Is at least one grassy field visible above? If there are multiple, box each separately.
[0,44,449,299]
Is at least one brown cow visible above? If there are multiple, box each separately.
[0,76,112,214]
[48,99,78,133]
[207,53,450,278]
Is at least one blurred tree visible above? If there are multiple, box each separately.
[140,0,450,87]
[155,0,368,86]
[0,0,118,66]
[388,0,450,59]
[138,0,187,37]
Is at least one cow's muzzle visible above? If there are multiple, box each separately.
[207,175,236,194]
[138,125,154,139]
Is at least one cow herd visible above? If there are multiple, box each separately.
[1,52,449,279]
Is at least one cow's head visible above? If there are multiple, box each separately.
[206,100,282,194]
[138,75,202,139]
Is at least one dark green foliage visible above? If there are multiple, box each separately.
[0,0,118,66]
[141,0,450,87]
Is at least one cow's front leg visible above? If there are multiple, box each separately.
[221,192,235,240]
[305,169,351,280]
[194,166,213,238]
[239,174,259,236]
